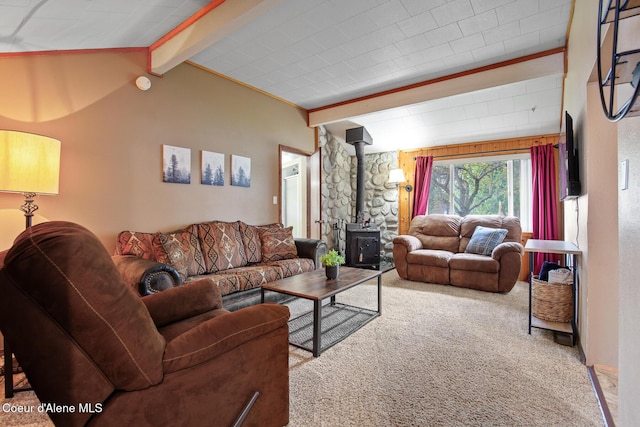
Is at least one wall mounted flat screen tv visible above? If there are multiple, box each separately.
[559,111,581,201]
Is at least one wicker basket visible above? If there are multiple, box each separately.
[532,277,573,323]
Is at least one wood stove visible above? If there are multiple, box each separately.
[344,126,381,269]
[345,223,380,269]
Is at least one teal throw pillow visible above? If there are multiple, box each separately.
[465,226,508,256]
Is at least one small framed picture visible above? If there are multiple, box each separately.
[201,151,225,186]
[231,155,251,187]
[162,145,191,184]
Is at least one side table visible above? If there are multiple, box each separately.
[524,239,581,346]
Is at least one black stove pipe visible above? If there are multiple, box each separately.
[345,126,373,224]
[353,141,366,223]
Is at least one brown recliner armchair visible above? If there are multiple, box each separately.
[0,221,290,427]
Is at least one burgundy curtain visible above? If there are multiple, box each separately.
[531,144,559,274]
[412,156,433,218]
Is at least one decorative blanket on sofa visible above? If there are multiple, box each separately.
[114,220,317,297]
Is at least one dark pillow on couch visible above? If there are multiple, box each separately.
[465,226,508,256]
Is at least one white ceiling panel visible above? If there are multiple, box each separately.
[0,0,573,153]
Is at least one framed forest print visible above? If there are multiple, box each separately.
[201,150,225,186]
[162,145,191,184]
[231,155,251,187]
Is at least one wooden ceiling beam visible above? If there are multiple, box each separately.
[308,48,566,127]
[149,0,283,76]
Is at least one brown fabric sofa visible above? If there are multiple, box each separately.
[0,221,290,427]
[393,214,523,293]
[112,220,327,310]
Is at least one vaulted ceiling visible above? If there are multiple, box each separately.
[0,0,573,152]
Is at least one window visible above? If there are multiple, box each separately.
[427,154,532,231]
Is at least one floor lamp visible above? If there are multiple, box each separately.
[0,130,61,398]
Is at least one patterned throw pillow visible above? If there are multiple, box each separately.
[260,226,298,262]
[152,225,206,280]
[115,231,156,260]
[238,221,283,263]
[197,221,248,273]
[464,226,508,256]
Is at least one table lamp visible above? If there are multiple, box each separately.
[0,129,61,398]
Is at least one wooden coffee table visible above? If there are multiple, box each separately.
[261,266,382,357]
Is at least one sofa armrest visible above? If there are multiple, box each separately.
[112,255,182,296]
[392,235,423,279]
[392,235,423,252]
[492,242,524,292]
[294,238,328,269]
[142,278,224,327]
[491,241,524,260]
[162,303,290,373]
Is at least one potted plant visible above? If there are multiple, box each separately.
[319,249,345,280]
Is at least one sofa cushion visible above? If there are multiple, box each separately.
[267,258,316,277]
[238,221,282,263]
[197,221,248,273]
[406,249,453,268]
[116,231,156,261]
[186,265,283,297]
[186,273,240,297]
[464,226,508,256]
[450,253,500,273]
[153,225,206,280]
[219,265,283,291]
[409,214,461,252]
[260,226,298,262]
[459,215,522,252]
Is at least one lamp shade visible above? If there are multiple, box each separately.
[0,130,60,195]
[388,168,406,183]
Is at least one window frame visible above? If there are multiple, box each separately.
[428,153,532,231]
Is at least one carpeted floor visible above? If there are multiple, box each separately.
[0,269,603,426]
[287,269,603,427]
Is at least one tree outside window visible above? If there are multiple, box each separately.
[427,155,531,231]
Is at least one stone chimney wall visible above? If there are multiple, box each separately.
[319,126,399,260]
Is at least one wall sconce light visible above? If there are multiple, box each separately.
[389,169,413,192]
[404,184,413,219]
[389,168,414,218]
[388,168,405,185]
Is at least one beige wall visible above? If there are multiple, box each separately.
[0,50,315,252]
[565,1,640,424]
[564,0,619,367]
[618,116,640,426]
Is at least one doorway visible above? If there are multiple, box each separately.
[279,145,321,239]
[281,151,307,238]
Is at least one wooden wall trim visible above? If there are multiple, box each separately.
[397,134,559,234]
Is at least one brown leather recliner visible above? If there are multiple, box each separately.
[0,221,290,427]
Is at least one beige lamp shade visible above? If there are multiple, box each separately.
[388,168,406,183]
[0,130,61,195]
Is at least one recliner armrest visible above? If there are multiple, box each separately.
[162,303,290,373]
[142,278,224,327]
[294,238,328,269]
[112,255,182,296]
[491,241,524,260]
[392,235,423,252]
